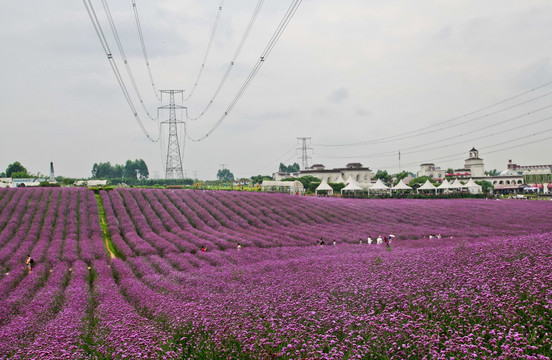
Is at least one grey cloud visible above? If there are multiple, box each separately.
[328,87,349,103]
[514,58,552,90]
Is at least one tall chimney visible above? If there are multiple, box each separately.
[49,162,55,182]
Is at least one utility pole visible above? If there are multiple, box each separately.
[296,137,312,170]
[399,151,401,173]
[159,90,186,179]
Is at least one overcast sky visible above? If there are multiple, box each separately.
[1,0,551,179]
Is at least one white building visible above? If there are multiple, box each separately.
[299,163,374,188]
[464,147,485,177]
[0,178,13,188]
[75,180,109,187]
[418,163,445,180]
[418,147,485,179]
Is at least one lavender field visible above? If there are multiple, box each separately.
[0,188,551,359]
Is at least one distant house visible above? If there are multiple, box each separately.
[0,178,13,188]
[234,179,252,186]
[75,180,109,187]
[12,178,45,187]
[299,163,374,188]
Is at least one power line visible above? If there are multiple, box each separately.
[367,128,552,172]
[100,0,159,121]
[314,106,552,160]
[238,145,296,175]
[131,0,162,101]
[83,0,159,142]
[184,0,225,102]
[187,0,303,142]
[315,80,552,147]
[187,0,265,121]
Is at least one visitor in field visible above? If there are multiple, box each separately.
[201,246,206,252]
[332,240,336,246]
[320,240,325,247]
[377,236,382,245]
[26,255,34,274]
[359,238,363,245]
[367,236,372,244]
[237,243,242,250]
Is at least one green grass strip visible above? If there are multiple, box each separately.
[94,193,121,259]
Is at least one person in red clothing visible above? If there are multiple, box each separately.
[201,246,206,252]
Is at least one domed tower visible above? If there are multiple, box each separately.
[464,147,485,177]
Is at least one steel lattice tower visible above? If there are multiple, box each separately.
[297,137,312,170]
[159,90,186,179]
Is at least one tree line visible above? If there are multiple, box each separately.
[91,159,149,180]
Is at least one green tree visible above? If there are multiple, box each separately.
[92,159,149,180]
[475,180,494,194]
[288,163,300,173]
[6,161,29,178]
[124,160,137,179]
[485,169,499,176]
[135,159,149,179]
[217,168,234,182]
[295,175,321,192]
[250,174,272,184]
[374,170,392,185]
[408,176,438,187]
[123,159,149,179]
[278,162,300,173]
[112,164,124,179]
[0,172,5,177]
[329,182,346,193]
[92,162,113,178]
[308,181,321,193]
[393,171,410,185]
[11,171,31,179]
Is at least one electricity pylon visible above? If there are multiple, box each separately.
[159,90,186,179]
[297,137,312,170]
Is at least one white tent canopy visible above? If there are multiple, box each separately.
[464,178,482,194]
[417,179,437,193]
[341,179,363,194]
[438,178,452,190]
[391,179,412,192]
[437,178,453,193]
[315,179,334,196]
[367,179,390,193]
[450,179,466,189]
